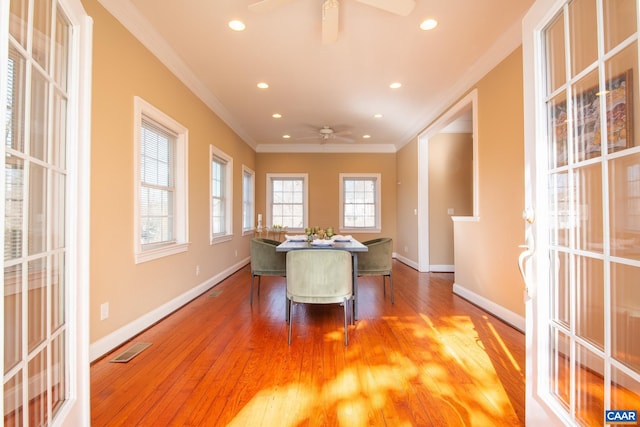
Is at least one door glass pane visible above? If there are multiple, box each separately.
[33,0,52,71]
[28,163,47,255]
[568,0,598,77]
[550,328,571,409]
[603,0,637,54]
[52,252,65,330]
[52,91,67,168]
[549,172,570,246]
[30,69,49,161]
[4,264,22,371]
[611,262,640,371]
[5,155,24,261]
[604,43,638,153]
[55,7,70,91]
[27,257,47,352]
[611,366,640,412]
[576,255,604,348]
[9,0,29,48]
[549,93,569,168]
[609,153,640,261]
[545,12,567,94]
[575,344,604,426]
[3,371,24,424]
[575,163,603,252]
[52,333,66,417]
[550,250,570,327]
[572,70,601,162]
[28,349,48,426]
[6,47,26,153]
[52,171,65,249]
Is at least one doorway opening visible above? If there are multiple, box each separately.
[417,90,479,272]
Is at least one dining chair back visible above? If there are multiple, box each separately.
[249,238,286,304]
[357,237,394,303]
[286,249,353,345]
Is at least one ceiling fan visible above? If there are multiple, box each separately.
[298,125,354,143]
[248,0,416,44]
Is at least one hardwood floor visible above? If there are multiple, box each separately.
[90,261,526,426]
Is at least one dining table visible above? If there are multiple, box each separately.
[276,237,368,321]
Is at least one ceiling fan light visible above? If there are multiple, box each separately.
[257,82,269,89]
[390,82,402,89]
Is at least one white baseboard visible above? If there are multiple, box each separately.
[394,253,419,270]
[453,282,525,332]
[90,257,250,362]
[430,264,454,272]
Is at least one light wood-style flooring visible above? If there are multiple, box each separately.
[90,260,526,426]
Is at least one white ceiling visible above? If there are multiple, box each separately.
[98,0,534,152]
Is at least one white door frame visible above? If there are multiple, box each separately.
[0,0,92,425]
[417,90,479,272]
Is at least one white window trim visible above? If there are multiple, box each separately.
[210,144,233,244]
[266,173,308,232]
[339,173,382,233]
[242,165,255,235]
[133,96,189,263]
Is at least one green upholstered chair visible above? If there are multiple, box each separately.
[358,237,394,303]
[250,238,286,304]
[286,250,353,346]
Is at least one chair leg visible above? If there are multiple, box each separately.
[288,299,293,345]
[343,297,349,346]
[382,276,386,296]
[257,275,262,296]
[286,294,290,323]
[389,273,394,304]
[250,274,255,305]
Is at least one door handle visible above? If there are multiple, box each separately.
[518,209,535,301]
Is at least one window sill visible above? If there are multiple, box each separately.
[135,242,190,264]
[211,234,233,245]
[339,227,381,234]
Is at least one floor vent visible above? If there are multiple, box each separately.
[110,342,152,363]
[209,290,222,298]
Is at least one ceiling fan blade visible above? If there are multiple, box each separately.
[322,0,339,44]
[354,0,415,16]
[248,0,297,13]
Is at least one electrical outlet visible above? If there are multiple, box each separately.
[447,208,455,215]
[100,303,109,320]
[235,249,238,257]
[196,265,200,276]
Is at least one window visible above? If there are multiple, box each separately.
[242,166,255,233]
[210,145,233,243]
[134,97,189,263]
[266,173,308,230]
[340,173,381,232]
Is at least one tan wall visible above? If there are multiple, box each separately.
[255,153,397,247]
[453,47,526,317]
[396,47,526,319]
[85,0,255,344]
[428,133,473,266]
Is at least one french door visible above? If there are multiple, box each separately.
[523,0,640,425]
[1,0,91,425]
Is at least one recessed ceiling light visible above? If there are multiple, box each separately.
[389,82,402,89]
[362,134,371,139]
[374,113,383,118]
[272,113,282,118]
[282,134,291,139]
[420,19,438,31]
[228,20,246,31]
[257,82,269,89]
